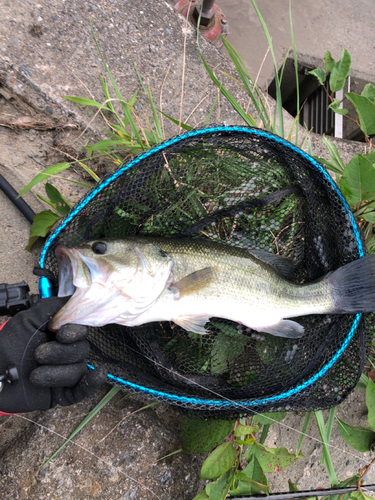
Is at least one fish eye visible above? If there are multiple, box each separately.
[92,242,107,255]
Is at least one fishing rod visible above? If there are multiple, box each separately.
[236,484,375,500]
[0,173,40,316]
[0,173,35,224]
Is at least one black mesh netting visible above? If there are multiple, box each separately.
[39,126,372,418]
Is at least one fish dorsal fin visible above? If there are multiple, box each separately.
[170,267,215,299]
[248,250,296,280]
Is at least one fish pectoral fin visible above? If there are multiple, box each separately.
[170,267,215,299]
[255,320,305,338]
[173,314,211,334]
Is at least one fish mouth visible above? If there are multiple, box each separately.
[56,246,77,297]
[55,246,94,297]
[51,245,101,330]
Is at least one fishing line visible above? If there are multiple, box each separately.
[15,414,163,500]
[123,343,373,469]
[20,318,50,411]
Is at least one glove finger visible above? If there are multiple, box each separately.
[35,340,90,365]
[71,368,108,403]
[55,324,89,344]
[30,363,88,388]
[51,368,108,407]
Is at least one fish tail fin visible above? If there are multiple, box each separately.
[328,254,375,313]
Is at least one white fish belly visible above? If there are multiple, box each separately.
[128,277,335,330]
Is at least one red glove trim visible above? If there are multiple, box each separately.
[0,320,9,331]
[0,321,16,414]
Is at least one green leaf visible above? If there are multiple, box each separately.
[307,68,326,86]
[234,438,255,446]
[192,492,209,500]
[108,123,132,139]
[362,83,375,104]
[56,177,92,189]
[132,60,163,141]
[192,491,209,500]
[63,95,112,111]
[157,109,193,131]
[204,94,219,126]
[26,210,61,251]
[128,89,138,107]
[358,373,370,390]
[346,92,375,137]
[86,139,129,156]
[245,442,301,472]
[314,156,343,175]
[211,331,247,375]
[315,410,338,485]
[323,50,335,72]
[340,154,375,206]
[361,210,375,223]
[206,469,234,500]
[234,423,259,437]
[296,411,312,455]
[248,0,284,136]
[180,418,233,454]
[288,479,299,493]
[337,418,375,452]
[222,37,270,129]
[90,21,142,147]
[329,49,351,92]
[329,98,348,115]
[321,135,346,174]
[259,424,270,445]
[231,472,269,497]
[337,474,362,488]
[242,456,269,494]
[45,183,71,216]
[99,75,115,113]
[36,194,58,211]
[253,411,287,425]
[197,41,258,129]
[366,378,375,430]
[321,407,335,466]
[364,149,375,164]
[289,2,299,145]
[19,162,71,197]
[201,442,237,480]
[349,492,373,500]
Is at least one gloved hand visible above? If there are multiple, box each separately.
[0,297,107,413]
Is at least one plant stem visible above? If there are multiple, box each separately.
[41,386,121,469]
[315,411,338,485]
[289,0,299,145]
[321,408,335,465]
[250,0,284,137]
[296,411,311,455]
[259,424,270,445]
[356,455,375,498]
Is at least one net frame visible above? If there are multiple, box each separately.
[38,125,367,418]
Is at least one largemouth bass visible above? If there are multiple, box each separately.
[49,237,375,338]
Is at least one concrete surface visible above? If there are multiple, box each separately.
[0,1,375,499]
[215,0,375,88]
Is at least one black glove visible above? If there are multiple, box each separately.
[0,297,107,413]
